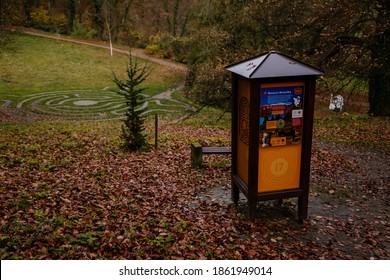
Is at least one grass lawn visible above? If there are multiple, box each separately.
[0,33,187,120]
[0,33,184,94]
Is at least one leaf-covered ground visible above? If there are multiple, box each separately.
[0,116,389,259]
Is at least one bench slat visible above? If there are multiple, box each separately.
[202,147,231,154]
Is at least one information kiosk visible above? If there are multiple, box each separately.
[226,51,324,221]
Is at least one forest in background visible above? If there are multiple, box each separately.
[1,0,389,116]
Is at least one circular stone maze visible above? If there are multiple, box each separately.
[1,87,193,121]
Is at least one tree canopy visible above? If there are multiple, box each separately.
[185,0,389,116]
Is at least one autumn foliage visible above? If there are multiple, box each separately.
[0,116,389,259]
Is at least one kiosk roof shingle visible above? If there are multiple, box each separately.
[225,51,324,79]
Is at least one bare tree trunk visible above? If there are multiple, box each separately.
[103,0,113,56]
[106,19,113,56]
[368,0,390,116]
[173,0,180,36]
[369,62,390,116]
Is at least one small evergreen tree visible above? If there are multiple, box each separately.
[112,55,150,151]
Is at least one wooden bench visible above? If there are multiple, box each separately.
[201,146,232,154]
[191,142,231,167]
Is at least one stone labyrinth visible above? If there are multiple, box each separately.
[1,85,193,121]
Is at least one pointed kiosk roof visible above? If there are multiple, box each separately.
[225,51,324,79]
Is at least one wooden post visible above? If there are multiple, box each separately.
[155,113,158,149]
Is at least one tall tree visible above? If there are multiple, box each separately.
[119,0,134,41]
[186,0,389,116]
[265,0,390,116]
[91,0,104,39]
[102,0,114,55]
[185,0,272,110]
[0,0,24,26]
[365,0,389,116]
[65,0,76,34]
[0,1,22,56]
[22,0,35,23]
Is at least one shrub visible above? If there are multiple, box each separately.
[112,55,150,151]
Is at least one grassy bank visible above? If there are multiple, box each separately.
[0,33,184,96]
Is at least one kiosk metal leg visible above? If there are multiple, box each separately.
[298,195,308,224]
[231,182,239,207]
[248,198,257,221]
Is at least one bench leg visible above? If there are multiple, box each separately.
[191,143,203,168]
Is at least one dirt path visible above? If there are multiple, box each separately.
[22,30,187,72]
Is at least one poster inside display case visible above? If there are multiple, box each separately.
[260,82,305,147]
